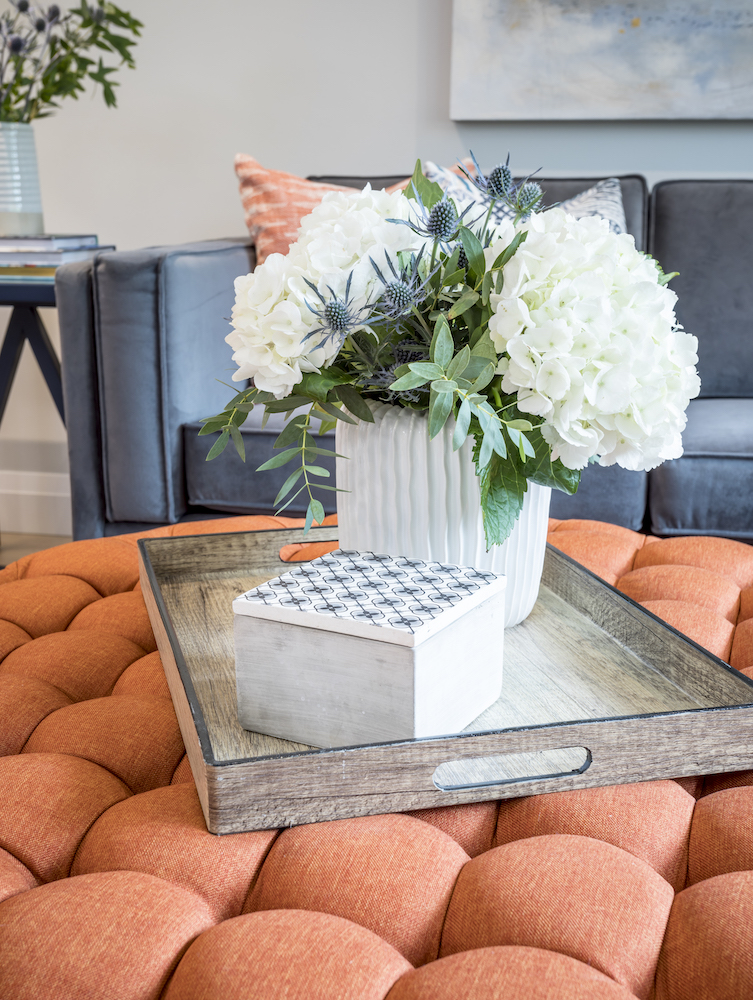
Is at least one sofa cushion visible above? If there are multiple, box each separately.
[184,409,336,517]
[549,463,648,532]
[649,180,753,397]
[648,398,753,540]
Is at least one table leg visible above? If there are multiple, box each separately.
[0,305,65,427]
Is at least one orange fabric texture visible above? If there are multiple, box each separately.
[2,513,753,997]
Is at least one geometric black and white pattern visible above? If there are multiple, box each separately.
[236,549,501,636]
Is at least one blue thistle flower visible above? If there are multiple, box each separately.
[369,248,433,321]
[15,0,30,11]
[515,181,544,217]
[8,35,25,53]
[388,186,475,248]
[303,272,372,352]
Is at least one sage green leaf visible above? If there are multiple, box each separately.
[446,345,471,381]
[310,498,325,524]
[234,401,256,413]
[453,398,471,450]
[458,226,485,278]
[470,330,498,363]
[506,418,533,431]
[388,371,429,391]
[273,414,308,450]
[404,159,445,209]
[410,361,445,379]
[447,288,480,319]
[317,400,357,424]
[273,467,304,507]
[491,230,528,271]
[392,363,411,379]
[460,356,493,382]
[256,447,301,471]
[478,431,493,469]
[305,465,331,478]
[298,367,351,403]
[470,362,496,391]
[230,409,247,427]
[229,424,245,461]
[430,315,453,369]
[481,270,493,306]
[275,484,307,515]
[205,429,230,461]
[428,389,454,438]
[442,268,466,287]
[336,384,374,422]
[198,417,229,436]
[264,395,310,413]
[430,379,458,393]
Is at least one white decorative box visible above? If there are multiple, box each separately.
[232,550,507,749]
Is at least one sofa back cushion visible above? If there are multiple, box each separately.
[650,180,753,398]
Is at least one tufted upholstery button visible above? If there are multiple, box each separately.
[687,787,753,886]
[0,871,217,1000]
[617,564,741,624]
[0,620,31,659]
[0,754,130,882]
[1,576,101,637]
[386,945,640,999]
[632,536,753,590]
[0,674,72,755]
[0,847,38,905]
[111,650,173,700]
[245,814,469,967]
[407,800,500,858]
[22,696,185,793]
[440,834,674,999]
[494,781,695,891]
[18,538,140,596]
[639,600,735,660]
[0,631,145,702]
[72,784,279,921]
[67,591,158,652]
[655,871,753,1000]
[162,909,411,1000]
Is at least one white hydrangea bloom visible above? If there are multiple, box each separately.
[489,209,700,471]
[226,186,419,398]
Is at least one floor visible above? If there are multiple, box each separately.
[0,531,72,567]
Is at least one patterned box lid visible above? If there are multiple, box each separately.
[232,549,507,648]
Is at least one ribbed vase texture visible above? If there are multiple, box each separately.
[0,122,44,236]
[336,402,551,627]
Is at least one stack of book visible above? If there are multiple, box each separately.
[0,235,114,282]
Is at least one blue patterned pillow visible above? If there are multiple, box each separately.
[423,162,628,235]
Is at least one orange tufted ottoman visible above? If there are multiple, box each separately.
[1,515,753,1000]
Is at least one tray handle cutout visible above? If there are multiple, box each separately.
[433,746,591,791]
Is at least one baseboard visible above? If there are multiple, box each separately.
[0,470,72,536]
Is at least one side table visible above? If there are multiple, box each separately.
[0,279,64,427]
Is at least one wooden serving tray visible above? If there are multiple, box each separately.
[138,527,753,834]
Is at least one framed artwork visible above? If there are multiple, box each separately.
[450,0,753,119]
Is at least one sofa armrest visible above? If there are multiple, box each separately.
[57,238,255,538]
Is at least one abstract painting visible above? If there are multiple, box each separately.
[450,0,753,119]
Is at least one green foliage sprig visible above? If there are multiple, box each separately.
[0,0,142,122]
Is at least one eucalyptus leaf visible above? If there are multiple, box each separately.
[410,361,445,379]
[428,389,454,438]
[491,230,528,271]
[457,226,485,279]
[274,414,308,450]
[430,379,458,393]
[264,395,310,413]
[447,288,480,320]
[389,371,429,391]
[229,424,245,461]
[198,418,229,436]
[336,383,374,422]
[430,316,454,369]
[446,345,471,381]
[304,465,331,478]
[506,418,534,431]
[256,447,301,471]
[205,429,230,461]
[404,159,445,209]
[453,398,471,450]
[470,362,496,391]
[273,467,304,507]
[317,400,357,424]
[442,268,466,287]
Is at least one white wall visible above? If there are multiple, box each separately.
[1,0,751,532]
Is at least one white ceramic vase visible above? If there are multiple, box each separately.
[335,402,551,628]
[0,122,44,236]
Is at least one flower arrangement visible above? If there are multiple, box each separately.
[0,0,141,122]
[203,157,700,542]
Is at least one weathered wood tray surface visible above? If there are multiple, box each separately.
[138,527,753,834]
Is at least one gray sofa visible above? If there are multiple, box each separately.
[56,176,752,542]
